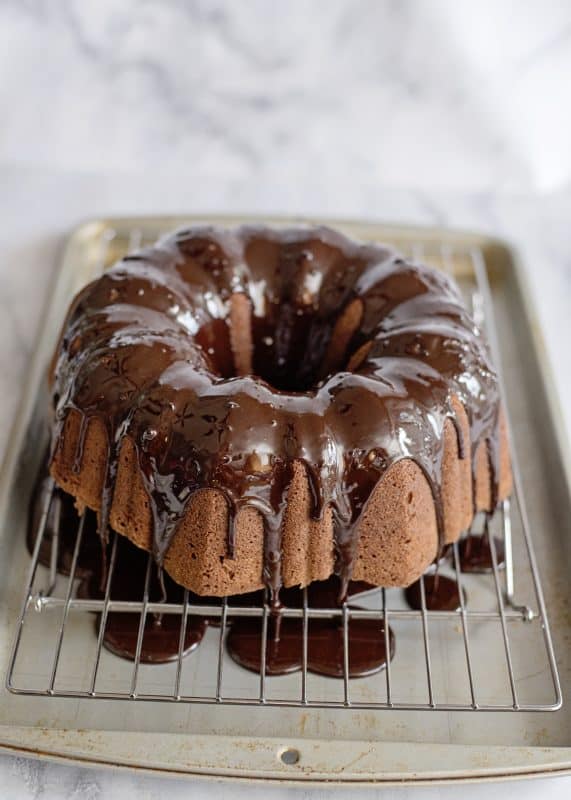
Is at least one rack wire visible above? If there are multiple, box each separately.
[5,230,562,712]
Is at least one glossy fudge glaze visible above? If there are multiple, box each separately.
[49,225,511,603]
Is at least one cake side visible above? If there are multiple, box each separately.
[49,395,511,596]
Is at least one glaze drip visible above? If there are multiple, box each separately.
[50,225,503,598]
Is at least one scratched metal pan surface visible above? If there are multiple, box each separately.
[0,216,570,785]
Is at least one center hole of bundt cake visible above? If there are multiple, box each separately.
[248,301,327,392]
[196,293,365,393]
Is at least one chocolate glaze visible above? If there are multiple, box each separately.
[28,479,211,663]
[228,575,376,610]
[99,608,207,664]
[458,533,505,573]
[29,480,390,671]
[306,618,395,678]
[227,616,395,678]
[227,618,304,675]
[50,225,502,602]
[405,574,465,612]
[226,580,394,677]
[75,529,210,663]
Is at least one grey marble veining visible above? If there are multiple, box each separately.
[1,0,571,191]
[2,754,571,800]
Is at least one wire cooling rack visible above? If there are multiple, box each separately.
[5,229,562,712]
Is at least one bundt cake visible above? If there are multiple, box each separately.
[49,224,511,603]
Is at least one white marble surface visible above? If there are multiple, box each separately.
[1,0,571,192]
[1,0,571,797]
[0,758,570,800]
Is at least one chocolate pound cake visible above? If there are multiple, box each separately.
[49,224,511,602]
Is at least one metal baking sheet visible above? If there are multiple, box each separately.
[0,216,570,784]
